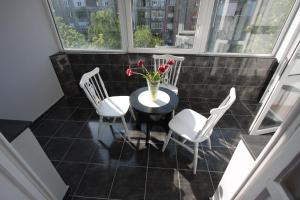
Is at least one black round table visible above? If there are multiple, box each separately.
[130,87,179,145]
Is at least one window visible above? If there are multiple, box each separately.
[207,0,296,54]
[168,0,176,6]
[47,0,298,54]
[131,0,201,48]
[50,0,121,50]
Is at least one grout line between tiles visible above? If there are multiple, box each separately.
[55,106,86,168]
[39,113,74,161]
[107,141,126,199]
[58,108,93,198]
[143,143,150,200]
[175,143,182,200]
[72,194,108,199]
[201,145,216,192]
[71,141,100,198]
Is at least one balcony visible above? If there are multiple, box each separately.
[1,0,300,200]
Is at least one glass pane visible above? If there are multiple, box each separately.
[255,189,272,200]
[259,82,300,129]
[278,155,300,199]
[50,0,121,49]
[207,0,295,54]
[131,0,200,49]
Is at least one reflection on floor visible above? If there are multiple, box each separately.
[30,96,259,200]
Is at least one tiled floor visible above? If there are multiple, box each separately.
[31,96,259,200]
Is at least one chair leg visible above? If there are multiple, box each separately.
[129,106,136,121]
[121,116,130,140]
[207,137,212,150]
[162,130,173,152]
[98,116,104,139]
[193,143,199,175]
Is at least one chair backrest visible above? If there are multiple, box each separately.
[79,67,109,110]
[153,54,185,86]
[195,87,236,141]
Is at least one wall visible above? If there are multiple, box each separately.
[0,0,64,121]
[50,53,278,102]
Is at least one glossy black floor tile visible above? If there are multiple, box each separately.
[44,138,73,160]
[118,142,148,167]
[64,139,98,162]
[77,121,99,139]
[190,102,211,114]
[217,115,242,129]
[109,166,146,199]
[72,196,107,200]
[45,107,76,120]
[145,168,180,200]
[54,121,85,138]
[201,129,227,148]
[203,146,233,172]
[76,164,117,198]
[32,120,63,137]
[176,101,190,113]
[230,103,252,116]
[90,141,123,165]
[69,108,93,121]
[188,97,207,103]
[179,170,214,200]
[57,162,87,195]
[56,97,82,107]
[148,145,177,169]
[210,171,224,189]
[30,95,262,200]
[177,146,208,171]
[235,115,254,130]
[78,98,94,108]
[51,160,60,168]
[220,129,245,148]
[78,122,124,145]
[87,111,99,122]
[244,103,260,115]
[35,136,51,148]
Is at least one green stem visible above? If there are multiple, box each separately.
[133,72,146,77]
[142,65,149,74]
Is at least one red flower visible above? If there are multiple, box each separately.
[126,68,134,77]
[137,59,145,67]
[158,64,169,73]
[167,58,175,65]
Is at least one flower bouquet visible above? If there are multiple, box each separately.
[126,58,175,101]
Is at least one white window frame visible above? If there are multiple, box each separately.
[43,0,300,57]
[124,0,214,54]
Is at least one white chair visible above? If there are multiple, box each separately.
[162,88,236,174]
[153,54,185,95]
[79,67,136,146]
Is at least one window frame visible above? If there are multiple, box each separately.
[43,0,300,56]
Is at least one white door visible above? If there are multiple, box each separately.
[236,99,300,200]
[249,40,300,135]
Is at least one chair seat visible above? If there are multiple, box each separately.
[96,96,130,117]
[169,109,208,142]
[160,83,178,94]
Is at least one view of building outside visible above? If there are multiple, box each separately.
[207,0,295,54]
[132,0,200,48]
[50,0,121,49]
[49,0,295,52]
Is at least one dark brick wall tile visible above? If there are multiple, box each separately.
[50,53,277,101]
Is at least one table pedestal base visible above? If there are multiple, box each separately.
[135,111,172,146]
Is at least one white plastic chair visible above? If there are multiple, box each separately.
[162,88,236,174]
[153,54,185,95]
[79,67,136,145]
